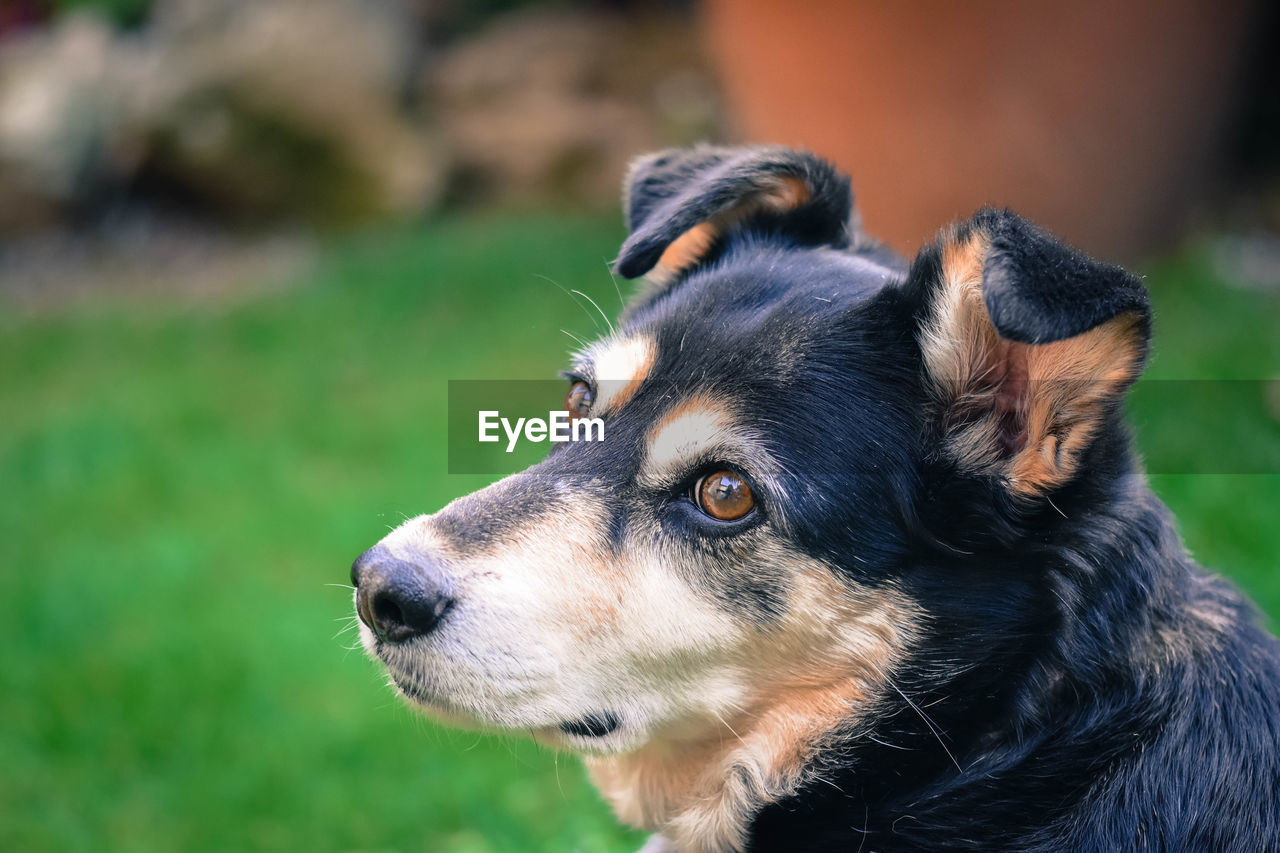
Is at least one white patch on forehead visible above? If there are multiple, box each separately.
[642,397,780,494]
[648,404,731,468]
[588,334,656,414]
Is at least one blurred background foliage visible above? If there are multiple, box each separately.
[1,214,649,852]
[1,0,1277,851]
[51,0,151,28]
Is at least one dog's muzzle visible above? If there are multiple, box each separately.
[351,545,455,643]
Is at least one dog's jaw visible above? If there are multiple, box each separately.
[583,568,920,853]
[586,680,871,853]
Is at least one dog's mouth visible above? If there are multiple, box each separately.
[389,672,459,714]
[557,712,621,739]
[388,670,624,743]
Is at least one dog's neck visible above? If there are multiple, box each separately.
[585,565,916,853]
[586,681,865,853]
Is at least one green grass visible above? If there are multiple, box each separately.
[1,213,1276,851]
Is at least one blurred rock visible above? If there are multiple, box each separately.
[0,2,722,235]
[136,0,445,226]
[431,8,722,207]
[0,0,445,233]
[0,14,126,231]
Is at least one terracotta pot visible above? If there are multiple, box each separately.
[703,0,1256,259]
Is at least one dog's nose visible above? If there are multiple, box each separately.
[351,546,454,643]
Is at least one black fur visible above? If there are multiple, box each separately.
[974,207,1152,345]
[607,147,1280,851]
[615,145,862,281]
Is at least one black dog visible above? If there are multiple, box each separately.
[352,146,1280,851]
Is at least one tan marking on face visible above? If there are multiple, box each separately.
[647,397,732,470]
[587,559,920,853]
[591,335,656,414]
[650,175,813,283]
[921,227,1143,497]
[641,395,777,495]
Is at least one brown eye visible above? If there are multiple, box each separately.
[695,470,755,521]
[565,380,594,421]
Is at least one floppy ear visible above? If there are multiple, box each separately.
[914,208,1151,498]
[614,145,863,285]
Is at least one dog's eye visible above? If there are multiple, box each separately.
[693,470,754,521]
[565,380,594,420]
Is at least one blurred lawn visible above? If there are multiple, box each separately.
[1,213,1276,852]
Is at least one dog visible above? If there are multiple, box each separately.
[351,145,1280,852]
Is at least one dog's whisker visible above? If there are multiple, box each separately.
[602,257,627,312]
[878,671,962,775]
[711,709,748,749]
[534,273,602,332]
[811,773,847,796]
[570,288,615,336]
[553,749,566,801]
[560,328,590,350]
[864,733,910,751]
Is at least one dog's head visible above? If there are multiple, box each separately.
[352,145,1150,786]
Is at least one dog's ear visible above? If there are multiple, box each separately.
[614,146,861,284]
[913,208,1151,498]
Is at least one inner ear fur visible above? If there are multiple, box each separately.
[646,174,812,285]
[917,212,1150,498]
[614,146,864,287]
